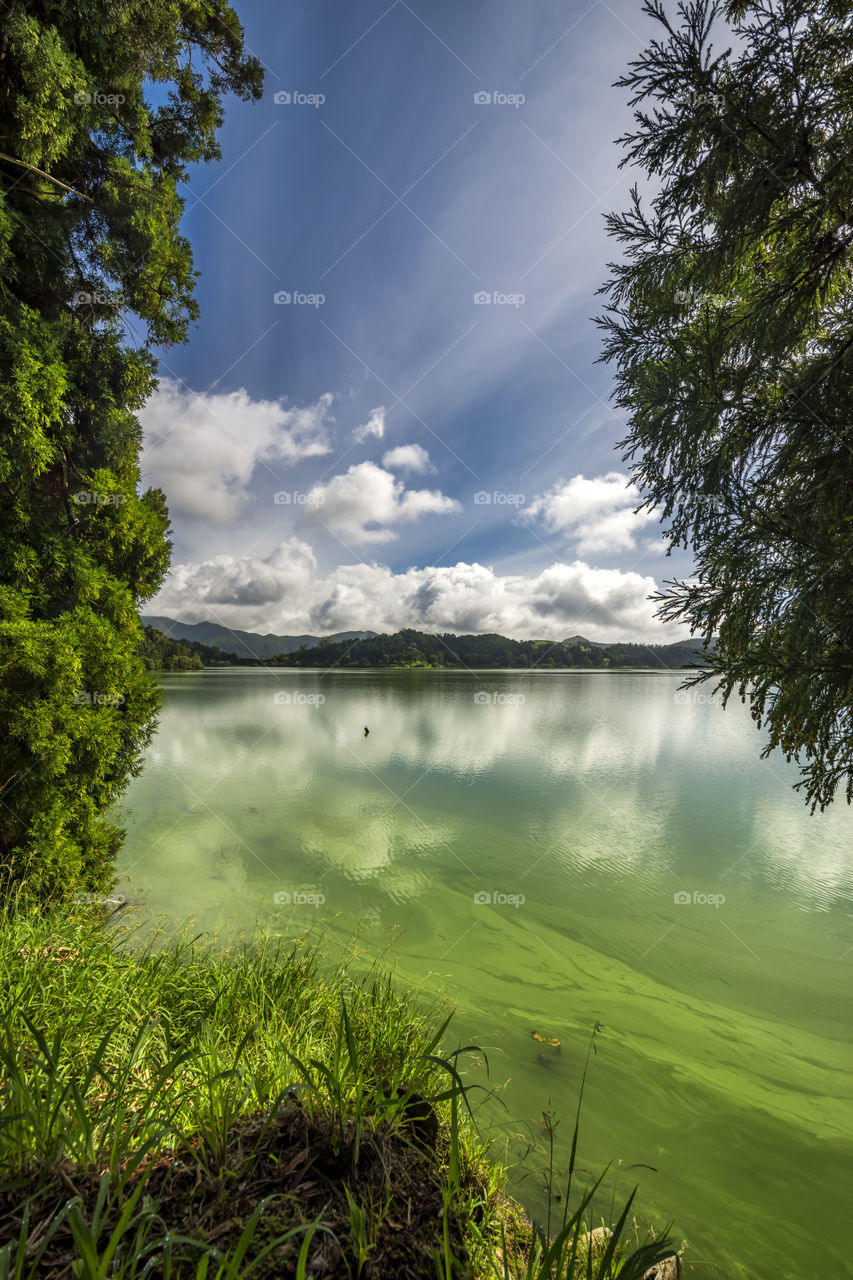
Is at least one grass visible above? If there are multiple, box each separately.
[0,897,681,1278]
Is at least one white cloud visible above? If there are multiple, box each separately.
[304,461,460,544]
[353,405,386,443]
[523,472,660,554]
[150,545,669,642]
[155,538,318,613]
[139,380,334,522]
[382,444,435,473]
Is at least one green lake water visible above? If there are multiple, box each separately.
[115,668,853,1279]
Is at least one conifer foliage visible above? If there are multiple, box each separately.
[599,0,853,808]
[0,0,263,892]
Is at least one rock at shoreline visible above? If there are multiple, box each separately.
[643,1259,680,1279]
[579,1228,681,1278]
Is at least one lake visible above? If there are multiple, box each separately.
[115,668,853,1279]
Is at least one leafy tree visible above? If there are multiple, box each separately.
[0,0,262,895]
[138,625,241,670]
[598,0,853,808]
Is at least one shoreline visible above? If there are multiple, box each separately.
[0,899,683,1278]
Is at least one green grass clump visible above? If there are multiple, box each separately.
[0,899,678,1278]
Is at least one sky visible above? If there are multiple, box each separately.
[139,0,696,642]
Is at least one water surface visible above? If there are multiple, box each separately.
[116,669,853,1279]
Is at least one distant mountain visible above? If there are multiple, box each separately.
[141,617,377,660]
[140,618,714,668]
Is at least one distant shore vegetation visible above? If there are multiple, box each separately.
[140,625,710,672]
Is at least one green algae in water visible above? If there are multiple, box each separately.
[116,668,853,1280]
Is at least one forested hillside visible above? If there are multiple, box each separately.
[138,626,243,671]
[275,629,709,669]
[140,625,710,670]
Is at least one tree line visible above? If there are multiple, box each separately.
[276,629,708,670]
[138,625,245,671]
[141,626,709,671]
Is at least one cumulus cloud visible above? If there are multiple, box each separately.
[523,472,660,554]
[353,406,386,443]
[304,461,460,544]
[150,545,668,642]
[382,444,434,473]
[308,560,661,640]
[139,380,334,521]
[155,538,318,615]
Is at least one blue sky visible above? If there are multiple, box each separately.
[140,0,695,641]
